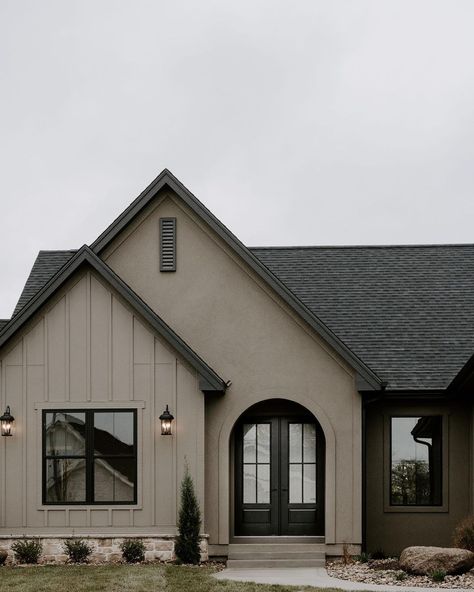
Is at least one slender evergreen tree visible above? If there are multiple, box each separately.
[175,464,202,564]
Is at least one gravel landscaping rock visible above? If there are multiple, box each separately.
[400,546,474,575]
[327,558,474,588]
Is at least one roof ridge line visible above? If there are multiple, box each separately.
[250,243,474,250]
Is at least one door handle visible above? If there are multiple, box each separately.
[281,488,288,492]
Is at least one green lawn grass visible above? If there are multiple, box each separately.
[0,563,344,592]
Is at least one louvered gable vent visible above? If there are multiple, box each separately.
[159,217,176,271]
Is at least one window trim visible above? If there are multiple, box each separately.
[383,410,449,513]
[42,408,138,506]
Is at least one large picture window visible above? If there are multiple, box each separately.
[390,416,442,506]
[43,409,137,505]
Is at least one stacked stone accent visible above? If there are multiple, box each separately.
[0,535,208,565]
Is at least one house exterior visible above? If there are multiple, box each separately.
[0,169,472,562]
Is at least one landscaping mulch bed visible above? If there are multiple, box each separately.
[327,558,474,588]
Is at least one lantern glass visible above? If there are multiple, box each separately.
[159,405,174,436]
[0,406,14,437]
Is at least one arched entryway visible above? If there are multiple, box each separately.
[233,399,325,537]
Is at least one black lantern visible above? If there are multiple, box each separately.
[159,405,174,435]
[0,406,14,437]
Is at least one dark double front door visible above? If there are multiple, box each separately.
[235,412,324,536]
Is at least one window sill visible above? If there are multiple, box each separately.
[383,504,448,513]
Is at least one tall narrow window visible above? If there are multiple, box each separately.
[43,409,137,505]
[390,416,442,506]
[160,217,176,272]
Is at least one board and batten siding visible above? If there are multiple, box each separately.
[0,270,204,535]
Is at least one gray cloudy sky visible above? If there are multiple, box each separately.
[1,1,474,318]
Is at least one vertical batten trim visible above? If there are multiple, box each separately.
[173,357,178,524]
[108,293,113,401]
[151,337,156,526]
[86,273,91,401]
[130,316,134,400]
[22,339,27,527]
[44,315,49,402]
[65,292,70,401]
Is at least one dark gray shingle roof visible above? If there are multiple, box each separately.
[13,250,77,317]
[250,244,474,390]
[10,244,474,391]
[0,320,9,332]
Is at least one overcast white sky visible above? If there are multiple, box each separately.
[1,1,474,318]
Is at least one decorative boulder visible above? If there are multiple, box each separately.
[399,546,474,575]
[0,548,7,565]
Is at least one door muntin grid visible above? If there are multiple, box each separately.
[242,423,271,504]
[288,423,316,504]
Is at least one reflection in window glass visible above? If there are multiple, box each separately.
[391,416,442,506]
[242,423,271,504]
[46,458,86,502]
[289,423,317,504]
[45,412,86,456]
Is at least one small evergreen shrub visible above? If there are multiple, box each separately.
[11,539,43,564]
[431,570,446,582]
[120,539,145,563]
[357,552,371,563]
[371,548,387,560]
[175,465,202,565]
[63,539,92,563]
[396,571,407,581]
[453,515,474,551]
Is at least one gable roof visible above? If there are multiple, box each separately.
[0,320,9,332]
[251,244,474,391]
[0,246,227,393]
[90,169,382,390]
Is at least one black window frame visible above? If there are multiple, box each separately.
[389,414,443,507]
[42,408,138,506]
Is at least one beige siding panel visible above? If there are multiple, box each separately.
[69,275,88,401]
[4,364,22,527]
[48,510,67,528]
[47,297,67,401]
[25,321,44,366]
[26,365,44,403]
[155,361,175,526]
[90,276,110,401]
[90,510,109,527]
[69,510,88,528]
[111,295,132,401]
[134,318,153,365]
[112,509,131,527]
[154,336,175,365]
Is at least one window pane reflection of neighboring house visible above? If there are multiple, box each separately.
[390,416,442,506]
[44,410,136,504]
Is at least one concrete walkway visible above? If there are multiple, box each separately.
[214,567,473,592]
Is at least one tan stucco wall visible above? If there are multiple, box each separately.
[365,399,472,556]
[102,190,363,548]
[0,270,203,535]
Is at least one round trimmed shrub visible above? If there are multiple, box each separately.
[63,539,93,563]
[120,539,145,563]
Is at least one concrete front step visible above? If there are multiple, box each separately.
[227,543,326,569]
[227,558,326,568]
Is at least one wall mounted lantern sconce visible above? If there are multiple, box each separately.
[159,405,174,436]
[0,406,14,437]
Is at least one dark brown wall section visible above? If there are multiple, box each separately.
[365,398,471,556]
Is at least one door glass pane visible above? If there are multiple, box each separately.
[45,458,86,502]
[257,424,270,463]
[94,412,135,456]
[289,424,302,463]
[303,463,316,503]
[45,412,86,456]
[243,424,257,463]
[289,464,302,503]
[94,458,135,502]
[243,464,256,503]
[303,424,316,463]
[257,464,270,503]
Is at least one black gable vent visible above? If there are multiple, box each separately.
[160,217,177,272]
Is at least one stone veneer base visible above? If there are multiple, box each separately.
[0,534,209,565]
